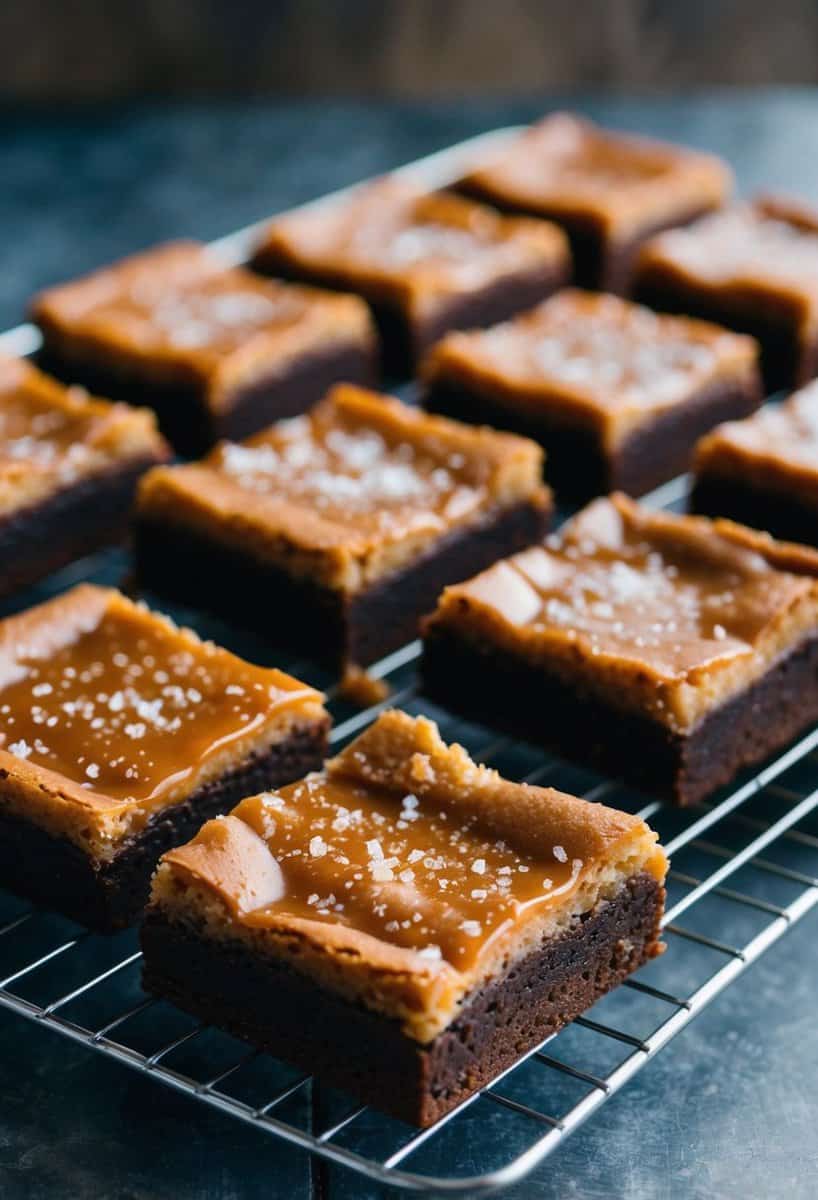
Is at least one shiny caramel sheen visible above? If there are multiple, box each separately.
[425,290,756,423]
[163,710,664,974]
[0,585,322,810]
[435,494,817,682]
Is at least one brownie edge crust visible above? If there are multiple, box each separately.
[140,871,664,1127]
[0,721,329,933]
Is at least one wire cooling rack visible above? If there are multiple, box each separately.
[1,132,818,1196]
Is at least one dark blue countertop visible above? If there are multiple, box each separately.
[1,91,818,1200]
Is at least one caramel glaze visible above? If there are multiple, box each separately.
[255,178,569,300]
[0,584,324,815]
[429,493,818,689]
[696,381,818,483]
[424,290,757,439]
[162,710,666,975]
[459,113,730,232]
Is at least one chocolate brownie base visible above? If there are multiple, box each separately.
[634,278,818,393]
[451,184,713,294]
[691,472,818,548]
[140,871,663,1127]
[421,626,818,806]
[35,342,376,457]
[251,254,569,377]
[134,498,552,671]
[0,453,161,603]
[424,376,762,501]
[0,720,329,932]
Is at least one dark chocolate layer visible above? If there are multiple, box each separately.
[0,453,161,603]
[134,498,552,670]
[35,342,376,457]
[420,625,818,806]
[424,375,761,501]
[140,871,663,1127]
[691,471,818,548]
[0,719,329,933]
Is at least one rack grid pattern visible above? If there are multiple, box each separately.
[1,133,817,1195]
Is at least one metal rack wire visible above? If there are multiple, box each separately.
[1,133,817,1195]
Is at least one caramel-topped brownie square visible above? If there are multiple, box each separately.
[692,383,818,546]
[141,709,666,1126]
[423,290,761,500]
[250,178,570,375]
[635,197,818,391]
[30,240,376,456]
[0,354,167,597]
[0,585,329,931]
[135,384,552,671]
[422,493,818,806]
[456,113,730,294]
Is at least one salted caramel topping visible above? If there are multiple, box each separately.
[425,291,756,442]
[0,355,163,511]
[137,384,547,589]
[698,383,818,474]
[0,584,323,812]
[31,241,372,386]
[460,113,730,234]
[256,178,568,299]
[163,710,664,974]
[641,201,818,299]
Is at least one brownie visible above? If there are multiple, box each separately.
[250,178,571,375]
[0,585,329,931]
[30,240,377,456]
[423,290,762,501]
[140,709,667,1126]
[455,112,731,294]
[0,354,167,598]
[635,196,818,392]
[692,382,818,545]
[134,383,553,673]
[421,493,818,807]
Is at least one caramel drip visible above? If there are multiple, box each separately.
[199,774,585,971]
[0,593,319,805]
[448,495,813,680]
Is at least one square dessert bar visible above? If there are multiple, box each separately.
[141,709,667,1126]
[0,584,329,931]
[456,112,731,294]
[423,290,761,501]
[0,354,167,598]
[134,384,552,672]
[692,383,818,546]
[421,493,818,807]
[635,197,818,391]
[250,177,571,375]
[30,240,376,456]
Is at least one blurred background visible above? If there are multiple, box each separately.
[3,0,818,99]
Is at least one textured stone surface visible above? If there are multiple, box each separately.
[1,93,818,1199]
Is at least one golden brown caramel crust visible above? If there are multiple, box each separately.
[30,241,375,409]
[253,178,570,310]
[0,354,167,514]
[137,383,549,592]
[154,710,666,1040]
[459,113,731,238]
[423,290,759,448]
[695,383,818,506]
[426,494,818,731]
[0,584,327,854]
[638,197,818,339]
